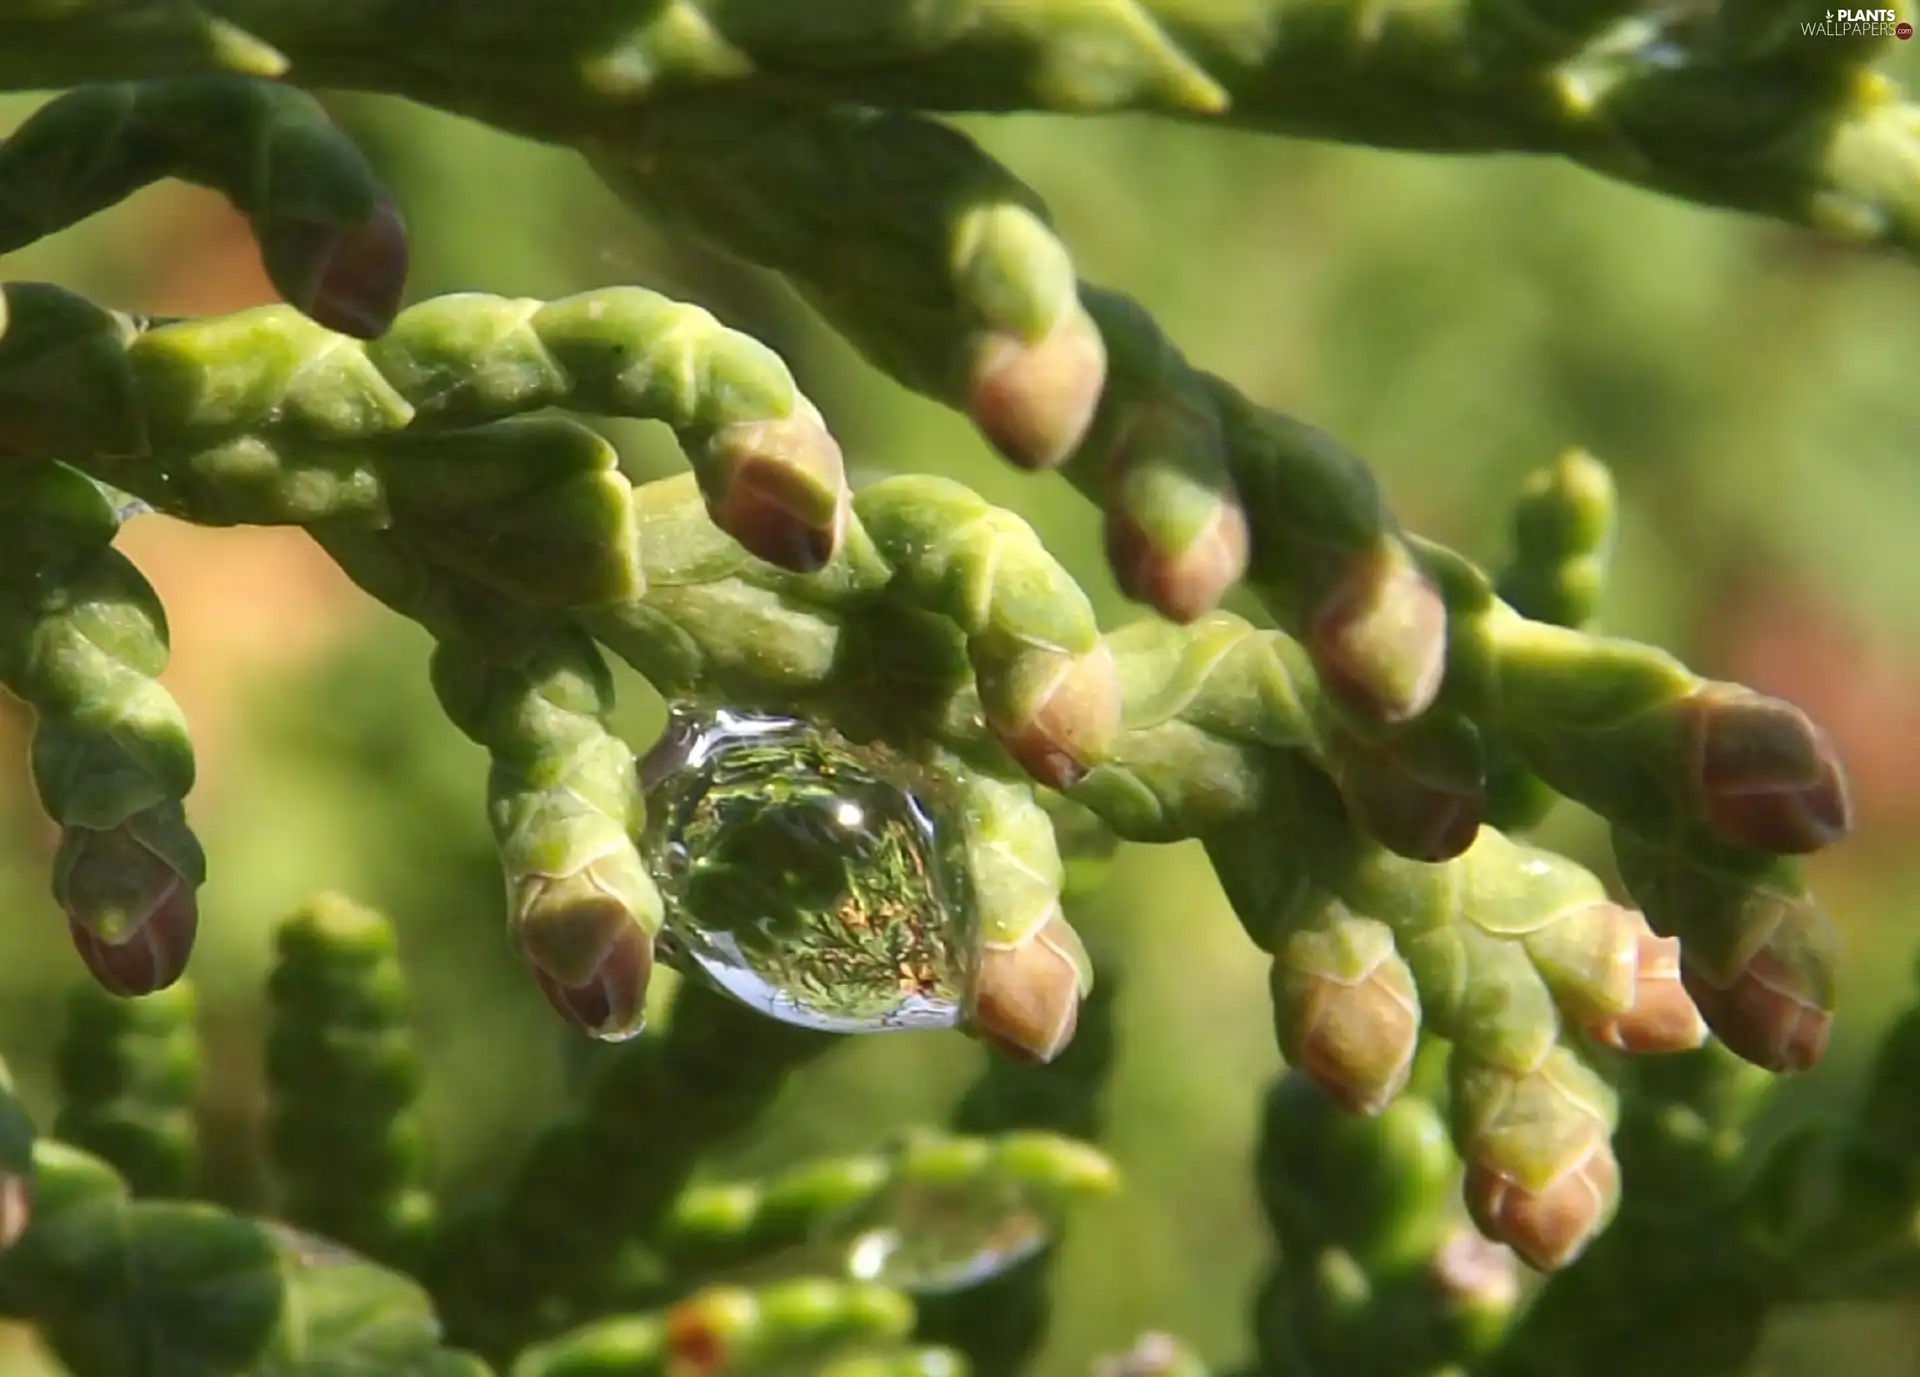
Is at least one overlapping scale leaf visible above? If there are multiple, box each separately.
[1483,1042,1778,1377]
[13,0,1920,272]
[0,462,203,996]
[1252,1068,1519,1376]
[427,980,833,1357]
[0,280,843,581]
[315,528,663,1046]
[0,75,406,337]
[53,979,200,1197]
[510,1278,917,1377]
[266,894,437,1268]
[1385,527,1854,1071]
[1485,450,1618,833]
[592,98,1106,478]
[918,936,1122,1374]
[0,1143,485,1377]
[1208,756,1702,1268]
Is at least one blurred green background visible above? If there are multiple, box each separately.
[4,64,1920,1377]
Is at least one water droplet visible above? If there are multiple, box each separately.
[588,1021,647,1045]
[638,706,978,1034]
[107,491,153,525]
[842,1173,1053,1294]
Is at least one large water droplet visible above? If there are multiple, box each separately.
[639,706,978,1034]
[842,1173,1053,1294]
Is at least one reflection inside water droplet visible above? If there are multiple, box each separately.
[638,705,979,1034]
[842,1176,1053,1293]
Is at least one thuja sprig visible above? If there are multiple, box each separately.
[311,526,668,1046]
[1251,1060,1519,1377]
[1206,754,1706,1268]
[1484,1042,1778,1377]
[0,1139,491,1377]
[590,90,1857,1066]
[0,900,1132,1375]
[53,978,201,1199]
[1476,953,1920,1377]
[509,1277,933,1377]
[0,461,203,997]
[1485,450,1617,834]
[265,892,437,1269]
[1495,451,1616,645]
[0,275,1855,1269]
[2,894,1916,1375]
[5,4,1917,257]
[616,457,1791,1196]
[0,277,847,580]
[918,933,1122,1375]
[0,14,1871,1297]
[426,979,836,1358]
[597,98,1109,481]
[949,932,1120,1144]
[0,75,407,338]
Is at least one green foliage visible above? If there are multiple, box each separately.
[0,902,1124,1377]
[1,3,1917,1376]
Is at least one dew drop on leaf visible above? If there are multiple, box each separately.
[638,706,979,1034]
[841,1172,1053,1294]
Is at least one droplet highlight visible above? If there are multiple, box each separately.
[639,706,979,1034]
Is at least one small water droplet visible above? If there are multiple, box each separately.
[589,1021,647,1045]
[842,1175,1053,1294]
[638,706,979,1035]
[109,493,153,524]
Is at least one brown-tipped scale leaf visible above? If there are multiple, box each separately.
[0,76,406,338]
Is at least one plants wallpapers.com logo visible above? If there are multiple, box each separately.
[1804,9,1915,36]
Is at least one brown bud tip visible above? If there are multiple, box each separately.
[970,910,1089,1063]
[1683,950,1831,1073]
[520,900,655,1043]
[988,642,1123,790]
[1464,1140,1619,1272]
[1309,542,1449,724]
[0,1172,31,1253]
[663,1288,750,1375]
[1105,495,1250,624]
[1333,727,1485,863]
[1431,1228,1522,1313]
[263,197,410,340]
[62,835,200,999]
[67,890,198,998]
[1093,1333,1198,1377]
[706,409,849,573]
[530,929,652,1043]
[1683,684,1852,855]
[1585,918,1707,1055]
[968,304,1107,471]
[1272,937,1421,1116]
